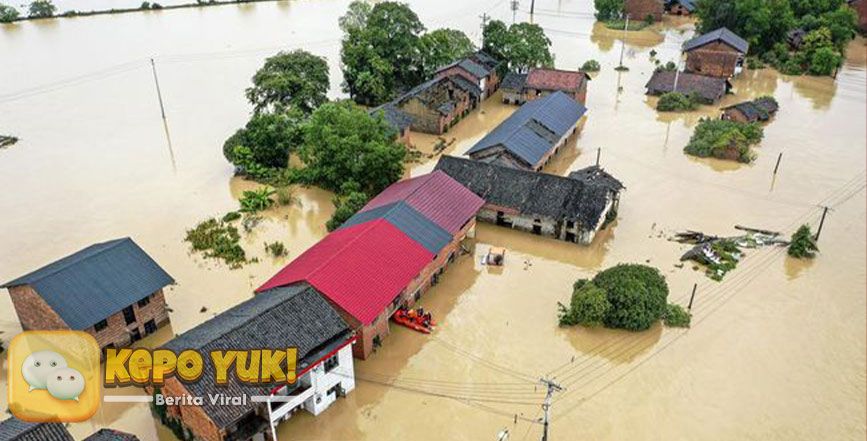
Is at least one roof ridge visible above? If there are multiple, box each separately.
[8,238,129,287]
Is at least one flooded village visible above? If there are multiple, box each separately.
[1,0,866,440]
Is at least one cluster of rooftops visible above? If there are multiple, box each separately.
[0,418,139,441]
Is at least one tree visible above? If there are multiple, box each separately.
[482,20,554,73]
[819,5,858,47]
[482,19,510,61]
[339,1,426,105]
[223,109,304,168]
[790,0,844,18]
[695,0,794,53]
[657,92,699,111]
[594,0,622,20]
[298,100,405,196]
[246,50,330,114]
[420,28,476,77]
[580,59,601,72]
[664,303,691,327]
[28,0,55,17]
[788,224,819,258]
[0,3,19,22]
[326,190,369,231]
[593,264,669,331]
[684,118,763,163]
[558,280,610,327]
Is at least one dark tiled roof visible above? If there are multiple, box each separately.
[458,59,491,78]
[435,156,620,229]
[525,68,589,93]
[683,27,749,53]
[396,76,465,116]
[0,418,73,441]
[645,71,730,103]
[466,91,587,167]
[501,72,528,92]
[470,51,500,70]
[449,75,482,98]
[1,238,174,330]
[369,103,413,132]
[83,429,141,441]
[670,0,696,11]
[568,166,625,192]
[340,201,453,254]
[162,283,350,429]
[723,98,779,122]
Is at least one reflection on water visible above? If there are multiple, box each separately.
[557,320,663,365]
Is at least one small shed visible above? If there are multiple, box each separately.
[787,28,807,50]
[667,0,696,15]
[501,72,528,104]
[645,70,731,103]
[722,97,779,123]
[683,27,749,78]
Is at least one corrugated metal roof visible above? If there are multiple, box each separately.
[683,27,749,53]
[0,418,74,441]
[256,220,434,325]
[1,238,174,330]
[340,201,453,254]
[360,171,485,234]
[466,91,587,167]
[82,429,140,441]
[164,283,350,429]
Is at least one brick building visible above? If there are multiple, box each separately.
[623,0,664,21]
[153,284,355,441]
[645,70,731,103]
[500,68,590,106]
[369,103,413,148]
[850,0,867,32]
[391,76,476,135]
[257,171,484,359]
[466,91,587,171]
[435,156,624,245]
[683,27,749,78]
[83,429,141,441]
[1,238,173,356]
[435,51,503,99]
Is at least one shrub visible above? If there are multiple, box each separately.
[558,280,609,327]
[592,264,669,331]
[221,211,241,222]
[580,59,601,72]
[184,218,246,268]
[655,61,678,72]
[788,224,819,258]
[326,191,369,232]
[657,91,699,112]
[264,241,288,257]
[664,303,691,327]
[0,3,20,22]
[275,186,294,206]
[239,188,275,213]
[28,0,55,17]
[684,118,763,163]
[151,2,162,8]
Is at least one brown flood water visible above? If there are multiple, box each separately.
[1,1,865,440]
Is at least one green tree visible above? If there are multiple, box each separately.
[28,0,55,17]
[298,100,405,195]
[790,0,844,18]
[482,19,510,62]
[326,190,369,231]
[558,280,610,327]
[657,92,699,111]
[594,0,623,20]
[0,3,19,22]
[580,59,601,72]
[819,5,858,46]
[420,28,477,77]
[695,0,794,53]
[684,118,763,163]
[664,303,691,327]
[809,45,842,75]
[246,50,330,115]
[339,1,426,105]
[788,224,819,258]
[482,20,554,73]
[223,109,304,168]
[593,264,669,331]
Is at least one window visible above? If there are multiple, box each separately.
[122,306,136,325]
[144,319,157,335]
[137,296,150,308]
[391,294,401,310]
[413,289,421,302]
[94,319,108,332]
[130,328,142,343]
[567,220,575,229]
[324,355,339,373]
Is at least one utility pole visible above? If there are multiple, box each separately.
[530,0,535,15]
[616,16,629,70]
[511,0,519,24]
[539,378,563,441]
[773,152,783,175]
[814,206,829,241]
[595,147,601,166]
[688,283,697,311]
[150,58,166,120]
[480,12,490,46]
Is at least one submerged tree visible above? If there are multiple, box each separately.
[222,109,304,168]
[482,20,553,73]
[28,0,55,18]
[0,3,19,22]
[246,50,330,114]
[788,224,819,258]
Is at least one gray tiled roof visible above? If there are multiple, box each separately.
[0,418,73,441]
[449,75,482,98]
[501,72,528,91]
[82,429,140,441]
[435,156,621,229]
[340,201,453,254]
[723,98,779,122]
[683,27,749,53]
[1,238,174,330]
[670,0,696,11]
[645,71,730,103]
[161,283,350,429]
[466,91,587,167]
[568,166,625,192]
[470,51,500,70]
[370,103,413,132]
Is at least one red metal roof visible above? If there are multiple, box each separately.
[525,68,588,92]
[360,171,484,234]
[255,219,433,325]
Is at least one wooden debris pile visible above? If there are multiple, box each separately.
[672,225,788,281]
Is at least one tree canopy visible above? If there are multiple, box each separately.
[482,20,554,73]
[420,28,477,77]
[245,50,330,114]
[222,109,304,168]
[684,118,763,163]
[696,0,794,54]
[594,0,623,21]
[0,3,19,22]
[28,0,55,17]
[788,224,819,258]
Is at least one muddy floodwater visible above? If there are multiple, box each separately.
[1,1,865,440]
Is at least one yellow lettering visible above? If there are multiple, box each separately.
[285,348,297,384]
[176,350,203,382]
[210,351,237,385]
[104,348,132,386]
[128,349,152,384]
[235,350,260,384]
[260,350,286,383]
[152,350,177,386]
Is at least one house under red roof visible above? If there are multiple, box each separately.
[359,170,484,234]
[256,219,434,325]
[525,68,589,93]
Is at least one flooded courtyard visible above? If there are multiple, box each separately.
[0,0,865,440]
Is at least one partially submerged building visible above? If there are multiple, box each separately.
[257,171,483,359]
[83,429,141,441]
[435,156,624,245]
[466,91,587,171]
[850,0,867,33]
[623,0,664,21]
[0,418,73,441]
[369,103,413,148]
[683,27,749,78]
[666,0,696,15]
[155,284,356,441]
[500,68,590,105]
[645,70,731,103]
[721,97,779,123]
[1,237,173,356]
[392,76,476,135]
[435,51,503,99]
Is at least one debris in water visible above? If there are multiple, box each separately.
[0,135,18,149]
[200,306,207,313]
[673,226,788,281]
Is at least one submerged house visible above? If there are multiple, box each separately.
[369,103,414,148]
[435,51,503,99]
[153,284,356,441]
[435,156,624,245]
[721,97,779,123]
[466,91,587,171]
[623,0,664,21]
[1,237,173,356]
[392,76,476,135]
[501,68,590,105]
[645,70,731,103]
[0,418,139,441]
[683,27,749,78]
[83,429,141,441]
[666,0,696,15]
[257,171,483,359]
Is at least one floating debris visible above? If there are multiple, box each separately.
[672,226,788,281]
[0,135,19,149]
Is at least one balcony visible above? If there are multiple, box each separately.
[268,385,314,422]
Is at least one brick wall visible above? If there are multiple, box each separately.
[147,379,224,441]
[7,285,71,330]
[623,0,664,21]
[685,42,741,78]
[398,81,471,135]
[84,289,171,351]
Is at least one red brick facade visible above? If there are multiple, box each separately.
[623,0,664,21]
[685,41,743,78]
[146,379,224,441]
